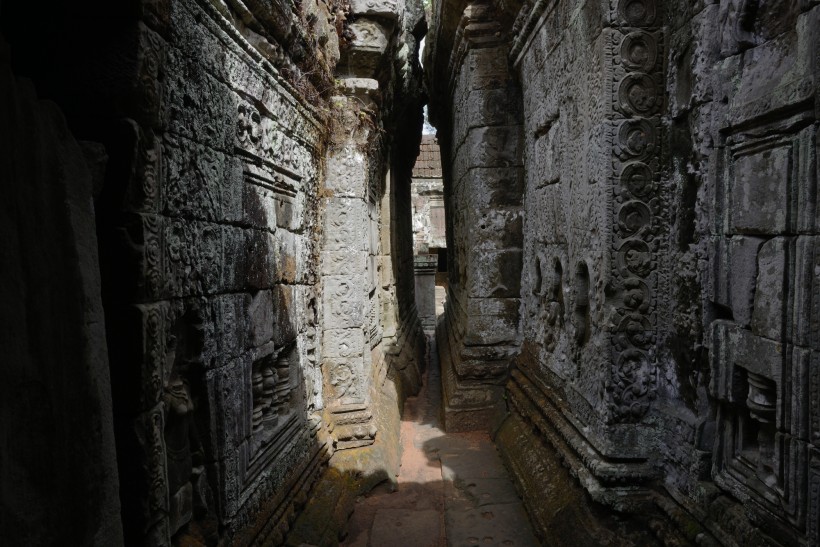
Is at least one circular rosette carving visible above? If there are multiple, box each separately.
[616,239,653,277]
[618,119,656,160]
[619,162,656,198]
[616,313,653,348]
[618,73,659,116]
[622,276,651,312]
[621,31,657,72]
[619,0,656,26]
[618,200,651,236]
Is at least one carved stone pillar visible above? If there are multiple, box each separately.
[321,79,383,449]
[434,1,525,432]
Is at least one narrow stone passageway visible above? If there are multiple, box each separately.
[342,337,539,546]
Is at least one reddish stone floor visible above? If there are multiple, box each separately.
[341,338,539,546]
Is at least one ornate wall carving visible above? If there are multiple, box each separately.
[427,0,819,544]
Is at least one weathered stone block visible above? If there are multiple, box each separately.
[215,293,247,358]
[164,49,233,151]
[221,225,245,292]
[275,230,298,284]
[728,15,815,127]
[710,236,765,326]
[241,182,277,230]
[728,140,793,234]
[465,88,522,129]
[710,321,785,402]
[349,0,399,20]
[469,249,523,298]
[793,236,820,349]
[272,284,299,346]
[467,45,511,90]
[467,208,523,251]
[751,237,792,341]
[244,229,277,289]
[222,156,244,224]
[247,290,274,347]
[275,192,303,232]
[464,126,522,169]
[464,312,518,346]
[467,168,524,208]
[796,123,818,234]
[163,135,226,221]
[343,19,390,77]
[791,346,812,439]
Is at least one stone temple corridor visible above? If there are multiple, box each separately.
[1,0,819,546]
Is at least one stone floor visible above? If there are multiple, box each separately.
[341,337,539,547]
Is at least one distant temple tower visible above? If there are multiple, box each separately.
[412,135,445,332]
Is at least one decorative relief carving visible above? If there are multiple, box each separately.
[143,303,166,408]
[143,213,164,299]
[164,219,221,295]
[619,162,656,199]
[809,460,820,545]
[616,240,653,278]
[606,0,664,423]
[616,119,656,161]
[571,263,591,346]
[140,406,168,516]
[136,24,165,126]
[718,0,758,56]
[535,255,565,353]
[159,308,212,539]
[250,344,298,457]
[620,31,657,72]
[617,201,651,237]
[618,73,660,117]
[234,100,309,180]
[607,348,656,421]
[330,361,361,403]
[618,0,656,26]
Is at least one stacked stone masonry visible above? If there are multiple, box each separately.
[427,0,820,545]
[2,0,819,545]
[1,0,426,545]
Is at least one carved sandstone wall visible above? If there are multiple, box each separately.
[427,0,819,544]
[1,0,425,544]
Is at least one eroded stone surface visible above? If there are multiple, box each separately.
[426,0,820,544]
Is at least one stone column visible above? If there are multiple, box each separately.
[434,2,525,432]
